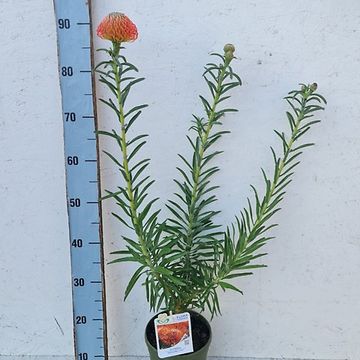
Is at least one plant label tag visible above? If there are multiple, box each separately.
[154,312,194,358]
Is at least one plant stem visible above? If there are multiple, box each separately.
[218,95,308,283]
[248,99,305,239]
[110,45,174,307]
[111,50,145,251]
[183,60,229,278]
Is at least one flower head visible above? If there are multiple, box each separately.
[97,12,138,43]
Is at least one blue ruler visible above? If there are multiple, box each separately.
[53,1,108,359]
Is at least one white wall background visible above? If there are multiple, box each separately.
[0,0,74,358]
[1,0,359,359]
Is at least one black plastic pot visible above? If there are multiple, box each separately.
[145,310,212,360]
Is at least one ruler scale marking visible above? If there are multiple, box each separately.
[53,1,108,359]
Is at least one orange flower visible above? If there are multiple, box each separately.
[97,12,138,43]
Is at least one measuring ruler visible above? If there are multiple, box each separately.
[53,1,108,359]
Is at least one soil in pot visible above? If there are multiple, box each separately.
[146,310,211,352]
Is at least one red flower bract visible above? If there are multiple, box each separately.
[96,12,138,43]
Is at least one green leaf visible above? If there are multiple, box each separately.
[128,141,147,162]
[124,266,146,300]
[138,198,159,223]
[97,130,121,142]
[103,150,123,169]
[108,256,137,264]
[111,212,134,230]
[224,272,253,279]
[124,104,148,118]
[127,134,149,147]
[125,111,142,132]
[167,275,186,286]
[154,266,173,276]
[99,98,120,117]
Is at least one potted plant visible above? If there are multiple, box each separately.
[95,12,326,360]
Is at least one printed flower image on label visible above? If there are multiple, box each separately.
[158,320,189,348]
[154,312,193,358]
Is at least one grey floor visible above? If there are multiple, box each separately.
[0,356,346,360]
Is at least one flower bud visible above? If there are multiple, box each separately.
[223,43,235,53]
[310,82,318,92]
[223,44,235,63]
[97,12,138,43]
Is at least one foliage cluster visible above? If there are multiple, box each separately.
[96,43,326,317]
